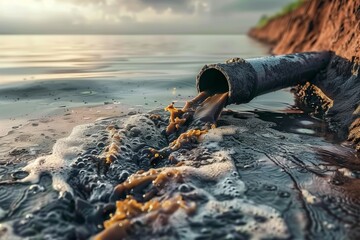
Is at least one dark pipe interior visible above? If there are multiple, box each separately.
[198,68,229,94]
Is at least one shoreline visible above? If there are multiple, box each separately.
[1,29,360,239]
[2,99,360,239]
[0,103,143,165]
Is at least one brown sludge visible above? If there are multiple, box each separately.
[164,91,210,134]
[104,125,122,164]
[95,169,196,240]
[97,90,229,239]
[169,129,209,151]
[193,92,229,123]
[165,91,228,134]
[149,91,228,159]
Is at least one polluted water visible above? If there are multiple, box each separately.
[1,90,360,240]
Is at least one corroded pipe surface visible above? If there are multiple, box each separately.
[196,51,332,105]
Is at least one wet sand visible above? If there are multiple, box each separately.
[0,104,143,165]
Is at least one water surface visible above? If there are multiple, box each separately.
[1,35,359,240]
[0,35,291,134]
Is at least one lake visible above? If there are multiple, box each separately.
[0,35,293,136]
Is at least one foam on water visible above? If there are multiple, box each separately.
[201,125,246,142]
[301,189,317,204]
[194,199,289,239]
[99,118,289,239]
[20,124,94,196]
[0,207,6,219]
[19,112,167,197]
[0,223,22,240]
[17,110,290,239]
[338,168,355,178]
[173,126,288,239]
[5,109,360,239]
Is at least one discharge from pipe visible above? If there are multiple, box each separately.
[196,51,332,105]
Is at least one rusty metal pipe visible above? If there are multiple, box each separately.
[196,51,332,105]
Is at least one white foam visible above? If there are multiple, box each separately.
[19,113,167,196]
[301,189,317,204]
[0,207,6,219]
[300,120,314,126]
[20,124,93,196]
[213,173,246,197]
[177,127,239,184]
[296,128,315,135]
[0,223,22,240]
[338,168,354,178]
[232,199,289,239]
[171,124,289,239]
[171,194,289,240]
[180,150,236,180]
[201,126,245,142]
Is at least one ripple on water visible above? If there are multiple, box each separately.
[0,183,28,221]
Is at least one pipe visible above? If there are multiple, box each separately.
[196,51,332,105]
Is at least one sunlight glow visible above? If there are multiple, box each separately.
[0,0,294,34]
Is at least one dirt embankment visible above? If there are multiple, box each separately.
[249,0,360,151]
[249,0,360,60]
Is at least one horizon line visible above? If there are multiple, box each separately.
[0,32,249,36]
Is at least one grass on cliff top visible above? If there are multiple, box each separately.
[256,0,306,28]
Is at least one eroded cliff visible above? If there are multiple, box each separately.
[250,0,360,151]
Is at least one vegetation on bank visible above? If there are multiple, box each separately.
[256,0,306,28]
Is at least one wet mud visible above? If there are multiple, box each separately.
[293,55,360,152]
[1,104,360,239]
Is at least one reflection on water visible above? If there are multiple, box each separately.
[1,35,359,239]
[0,34,270,84]
[0,35,289,122]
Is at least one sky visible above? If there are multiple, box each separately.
[0,0,294,34]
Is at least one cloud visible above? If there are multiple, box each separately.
[124,0,194,12]
[61,0,294,14]
[61,0,196,13]
[0,0,296,34]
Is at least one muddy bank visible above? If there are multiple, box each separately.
[249,0,360,151]
[1,106,360,239]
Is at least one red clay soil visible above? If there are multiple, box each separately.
[249,0,360,151]
[249,0,360,60]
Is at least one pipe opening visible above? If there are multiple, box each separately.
[198,68,229,94]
